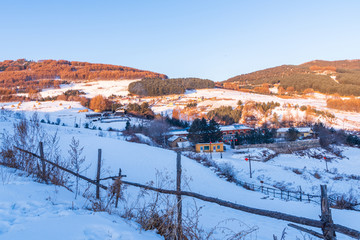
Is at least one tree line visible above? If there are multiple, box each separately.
[128,78,215,96]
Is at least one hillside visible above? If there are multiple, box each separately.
[0,59,167,94]
[223,59,360,96]
[0,109,359,239]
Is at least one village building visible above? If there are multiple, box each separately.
[168,124,253,142]
[195,142,224,153]
[167,135,190,148]
[221,124,252,142]
[276,127,314,139]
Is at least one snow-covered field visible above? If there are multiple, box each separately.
[209,145,360,198]
[40,80,139,98]
[0,109,359,239]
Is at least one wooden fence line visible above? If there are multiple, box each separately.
[235,179,322,204]
[13,146,360,239]
[14,146,108,190]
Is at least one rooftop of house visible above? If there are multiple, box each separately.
[220,124,252,131]
[168,124,253,136]
[276,127,312,133]
[168,135,187,142]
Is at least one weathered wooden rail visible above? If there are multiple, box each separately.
[13,145,360,239]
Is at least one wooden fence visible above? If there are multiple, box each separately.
[235,179,322,204]
[13,143,360,239]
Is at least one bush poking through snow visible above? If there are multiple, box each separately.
[218,162,237,182]
[313,172,321,179]
[331,193,359,210]
[292,168,302,175]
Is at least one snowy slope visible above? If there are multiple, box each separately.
[0,167,162,240]
[0,111,359,239]
[209,146,360,197]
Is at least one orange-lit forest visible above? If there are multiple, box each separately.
[0,59,167,96]
[327,97,360,112]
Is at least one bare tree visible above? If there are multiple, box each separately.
[145,120,170,146]
[68,137,87,199]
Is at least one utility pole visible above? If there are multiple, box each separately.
[245,156,252,178]
[176,151,182,240]
[324,157,329,172]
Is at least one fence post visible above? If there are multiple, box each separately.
[176,151,182,240]
[96,149,102,199]
[280,190,283,199]
[39,142,46,181]
[299,186,302,202]
[115,168,122,208]
[320,185,336,240]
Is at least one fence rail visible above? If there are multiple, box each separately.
[12,144,360,239]
[235,180,322,204]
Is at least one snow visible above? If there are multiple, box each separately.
[210,145,360,199]
[167,135,183,142]
[277,127,312,133]
[0,103,359,239]
[0,167,161,240]
[40,80,140,98]
[220,124,253,131]
[0,111,360,239]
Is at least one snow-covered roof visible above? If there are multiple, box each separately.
[220,124,252,131]
[168,129,189,135]
[277,127,312,133]
[168,135,187,142]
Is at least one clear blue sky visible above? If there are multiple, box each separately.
[1,0,359,81]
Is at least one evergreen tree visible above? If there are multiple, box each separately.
[286,127,299,141]
[207,119,222,142]
[188,118,203,143]
[188,118,222,143]
[125,120,130,131]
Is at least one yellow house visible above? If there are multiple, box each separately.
[195,142,224,153]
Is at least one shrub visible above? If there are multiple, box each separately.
[89,95,111,112]
[292,168,302,175]
[331,194,359,210]
[313,172,321,179]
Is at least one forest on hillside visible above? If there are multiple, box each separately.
[128,78,215,96]
[0,59,167,94]
[223,60,360,96]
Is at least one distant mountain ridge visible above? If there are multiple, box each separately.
[223,59,360,96]
[0,59,167,93]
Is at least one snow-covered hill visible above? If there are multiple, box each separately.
[0,110,359,239]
